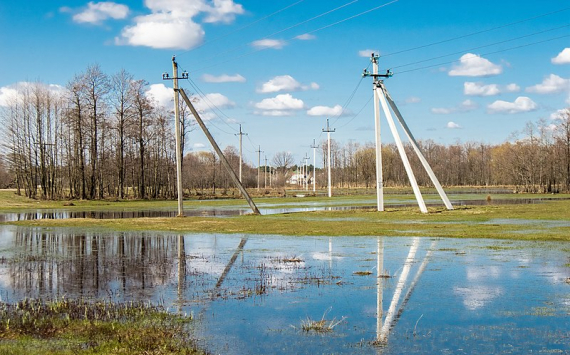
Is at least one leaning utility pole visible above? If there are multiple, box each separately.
[322,118,335,198]
[363,53,453,213]
[256,146,263,190]
[162,56,188,217]
[311,139,318,192]
[178,88,260,215]
[235,124,247,182]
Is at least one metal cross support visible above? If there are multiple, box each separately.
[363,53,453,213]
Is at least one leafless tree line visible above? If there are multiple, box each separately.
[308,109,570,193]
[0,66,568,197]
[0,66,192,199]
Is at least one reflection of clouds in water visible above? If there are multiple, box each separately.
[311,252,344,261]
[454,286,504,311]
[466,266,501,281]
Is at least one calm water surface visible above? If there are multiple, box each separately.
[0,225,568,354]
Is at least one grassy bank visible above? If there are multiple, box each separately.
[2,188,570,241]
[7,200,570,241]
[0,299,205,355]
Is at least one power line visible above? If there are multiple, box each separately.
[382,6,570,58]
[394,33,570,75]
[179,0,308,56]
[191,0,402,74]
[391,24,570,71]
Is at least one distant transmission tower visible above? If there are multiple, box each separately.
[363,53,453,213]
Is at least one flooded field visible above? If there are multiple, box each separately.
[1,196,568,222]
[0,225,568,354]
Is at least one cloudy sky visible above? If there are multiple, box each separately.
[1,0,569,165]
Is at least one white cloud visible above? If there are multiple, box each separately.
[253,94,304,116]
[550,108,569,120]
[251,39,286,49]
[117,13,205,50]
[257,75,318,93]
[0,82,65,107]
[505,83,520,92]
[552,48,570,65]
[526,74,570,94]
[487,96,538,114]
[72,1,129,24]
[464,82,500,96]
[202,0,244,23]
[146,83,173,109]
[358,49,378,58]
[193,143,206,149]
[449,53,502,77]
[254,94,304,110]
[307,104,347,117]
[0,86,20,107]
[295,33,316,40]
[115,0,243,50]
[431,99,478,114]
[201,73,246,83]
[405,96,421,104]
[194,93,235,112]
[447,121,461,129]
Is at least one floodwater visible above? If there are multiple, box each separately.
[1,196,568,222]
[0,225,568,354]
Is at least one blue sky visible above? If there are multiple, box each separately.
[1,0,569,166]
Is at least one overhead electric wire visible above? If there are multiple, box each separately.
[382,6,570,58]
[391,24,570,70]
[394,33,570,75]
[190,0,362,71]
[337,94,373,129]
[190,0,402,74]
[179,0,307,56]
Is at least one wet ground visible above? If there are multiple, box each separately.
[1,196,568,222]
[0,225,568,354]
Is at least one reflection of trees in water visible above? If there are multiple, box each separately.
[10,228,177,299]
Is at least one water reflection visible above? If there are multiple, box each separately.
[2,197,568,222]
[0,226,568,354]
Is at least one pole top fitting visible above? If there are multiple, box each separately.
[172,55,176,62]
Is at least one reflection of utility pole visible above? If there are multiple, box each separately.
[311,139,318,193]
[235,125,247,183]
[256,146,263,190]
[162,56,188,217]
[376,237,384,342]
[322,118,335,198]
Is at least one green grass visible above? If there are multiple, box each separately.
[0,298,206,355]
[2,188,570,241]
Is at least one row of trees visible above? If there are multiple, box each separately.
[304,111,570,194]
[1,64,569,198]
[0,66,194,199]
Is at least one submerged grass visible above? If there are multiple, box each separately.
[2,189,570,241]
[0,298,206,355]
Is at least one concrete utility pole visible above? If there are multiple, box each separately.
[264,155,268,189]
[311,139,318,193]
[363,53,453,213]
[372,54,384,212]
[322,118,335,198]
[162,56,188,217]
[304,154,309,191]
[256,146,263,190]
[235,124,247,182]
[178,88,260,215]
